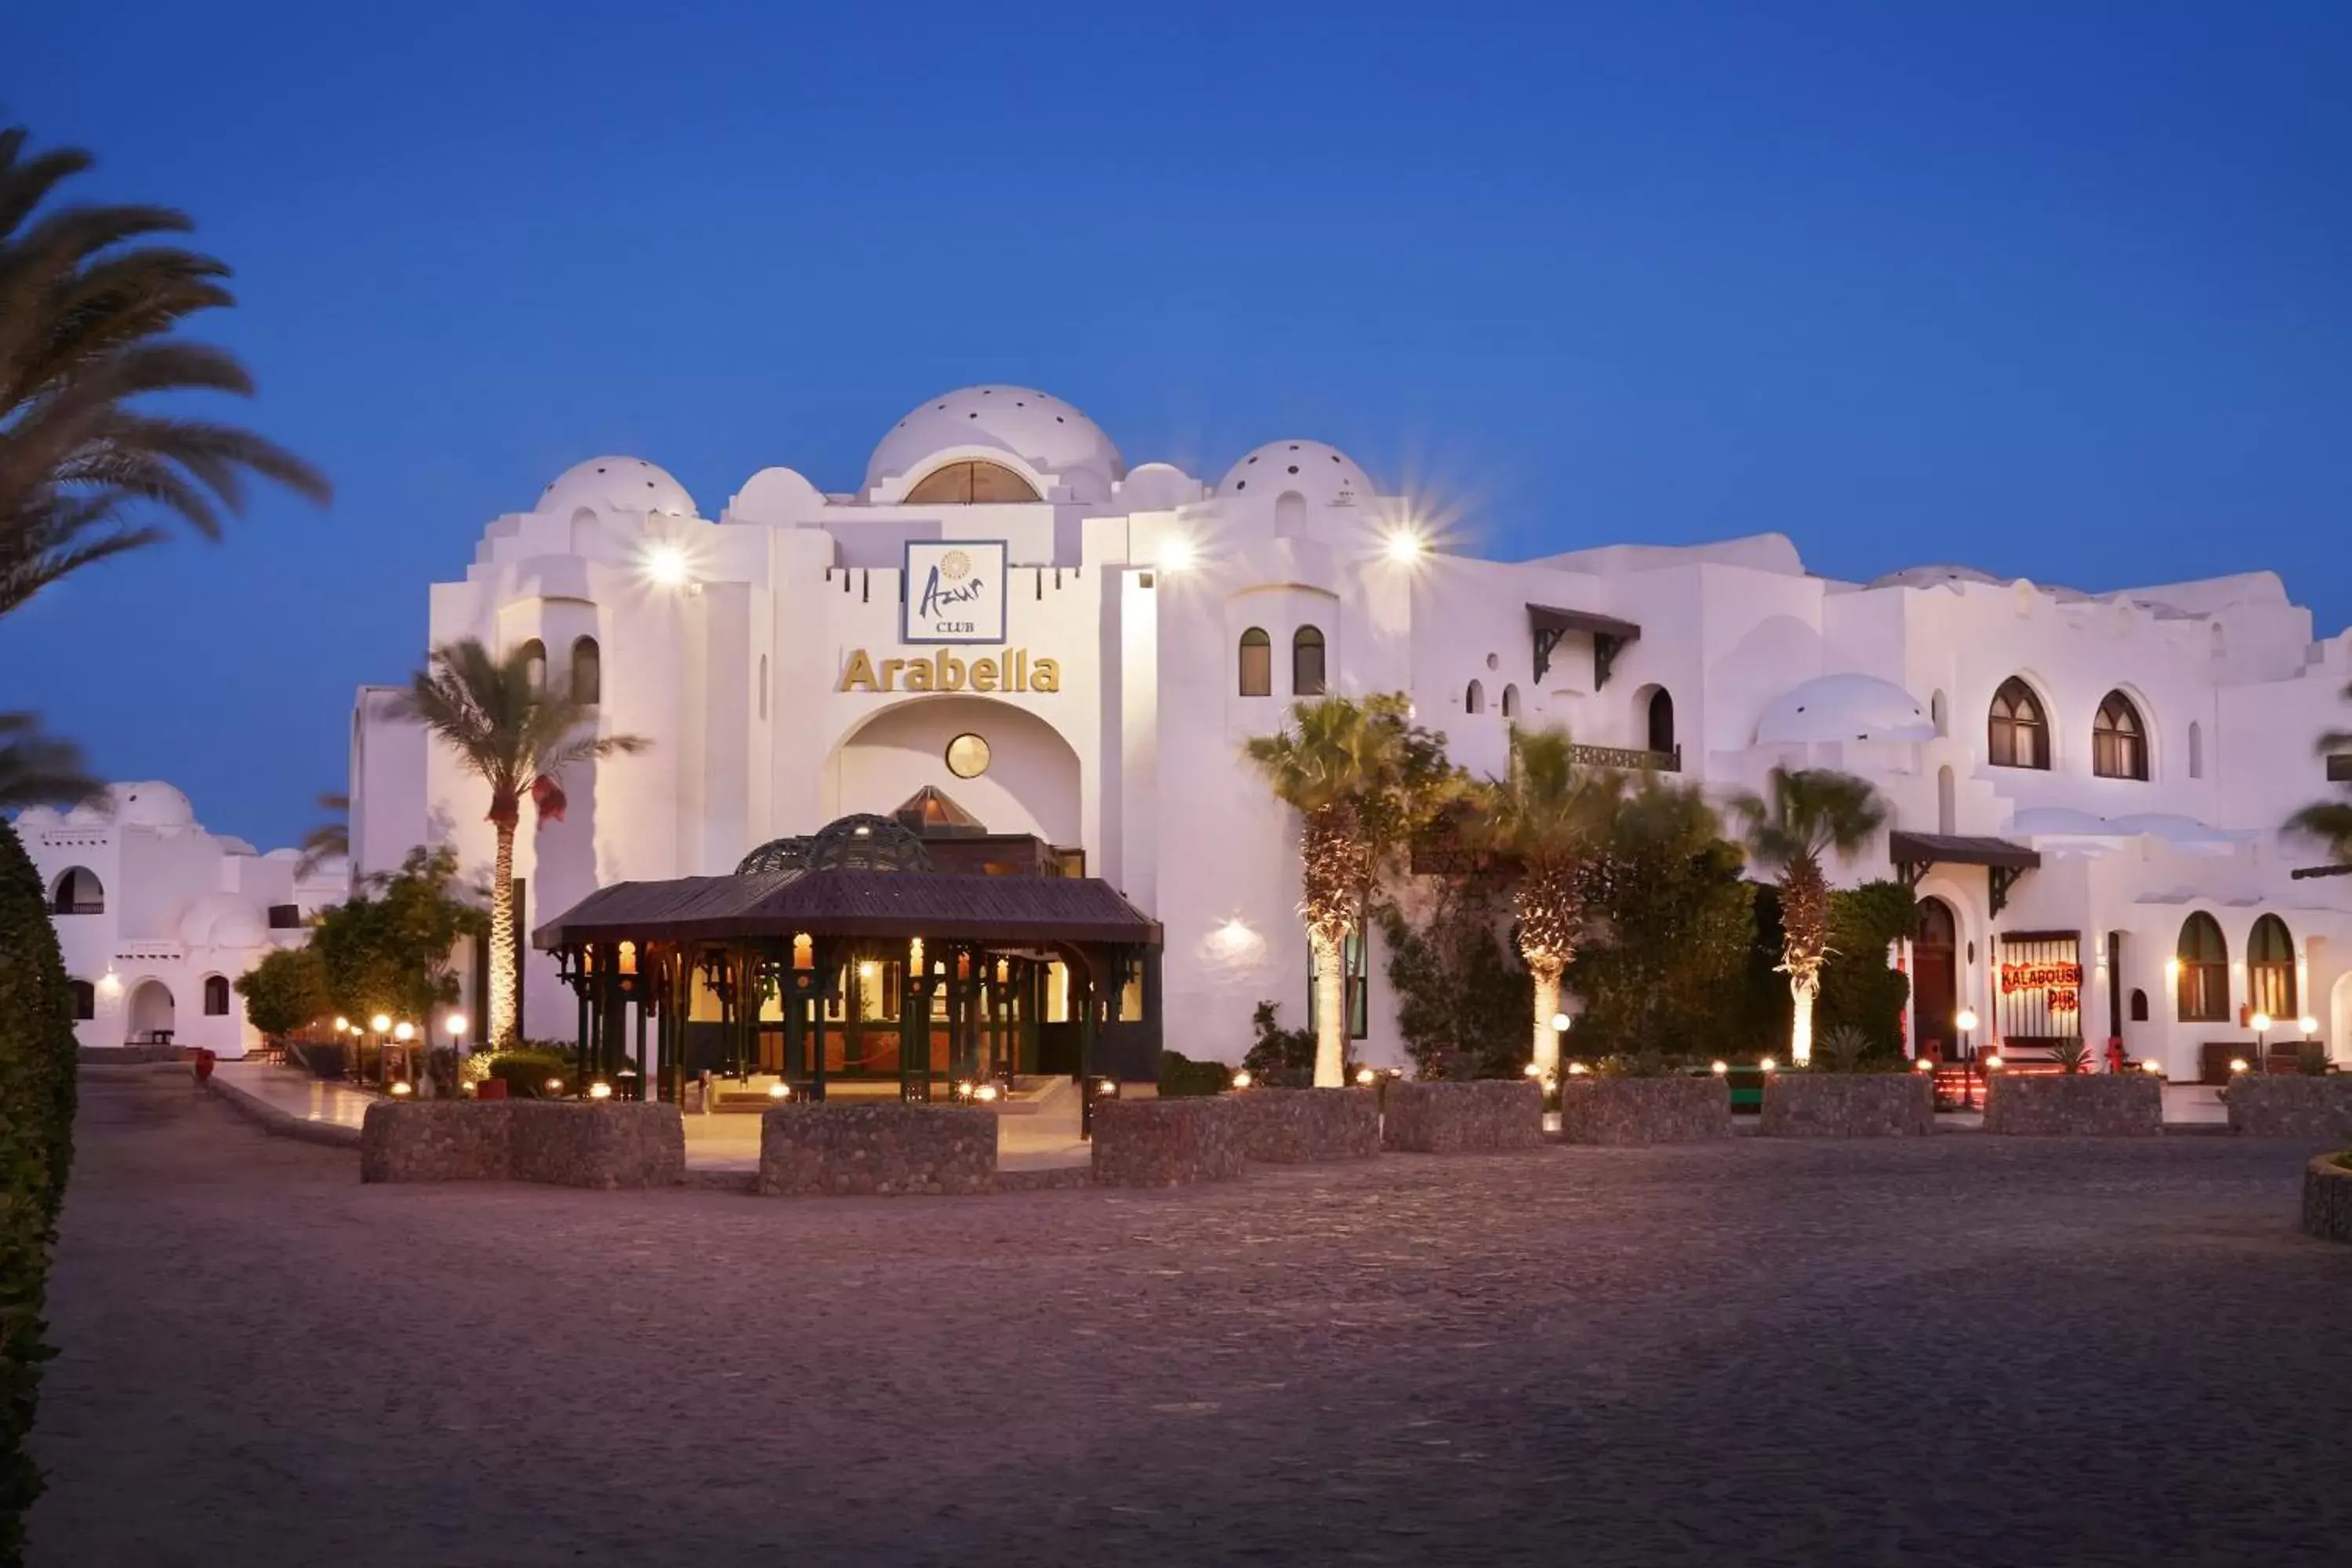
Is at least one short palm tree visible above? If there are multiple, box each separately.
[2286,681,2352,866]
[296,792,349,879]
[1244,692,1455,1087]
[388,640,648,1052]
[1729,767,1887,1066]
[1472,726,1631,1079]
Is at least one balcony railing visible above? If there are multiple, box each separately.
[53,900,103,916]
[1568,743,1682,773]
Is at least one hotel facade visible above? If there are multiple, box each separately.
[347,385,2352,1080]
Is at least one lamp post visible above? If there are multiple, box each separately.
[446,1013,469,1096]
[2250,1011,2273,1076]
[1956,1008,1981,1109]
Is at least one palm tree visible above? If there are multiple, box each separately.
[296,793,349,878]
[1244,693,1456,1087]
[0,126,329,615]
[387,640,648,1052]
[1472,726,1632,1080]
[2286,681,2352,867]
[0,712,100,811]
[1729,767,1888,1066]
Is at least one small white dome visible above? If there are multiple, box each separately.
[179,892,265,949]
[110,782,196,829]
[866,386,1124,503]
[1116,462,1203,512]
[538,456,697,519]
[1755,674,1935,744]
[725,466,827,524]
[1218,440,1373,510]
[1868,564,2006,592]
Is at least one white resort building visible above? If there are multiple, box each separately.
[22,782,348,1055]
[347,384,2352,1083]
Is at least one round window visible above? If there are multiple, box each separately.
[945,733,991,779]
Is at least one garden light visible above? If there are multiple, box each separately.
[333,1015,350,1033]
[1565,1062,1590,1076]
[1955,1009,1979,1033]
[544,1076,564,1094]
[2251,1011,2273,1034]
[2299,1015,2320,1035]
[390,1080,412,1098]
[1985,1054,2004,1070]
[1760,1057,1777,1073]
[589,1080,613,1101]
[1913,1058,1933,1073]
[1231,1069,1253,1089]
[1523,1062,1543,1078]
[974,1083,1000,1103]
[2142,1059,2165,1076]
[1550,1012,1571,1033]
[447,1014,469,1038]
[1355,1067,1377,1086]
[371,1013,392,1033]
[393,1021,415,1043]
[768,1081,791,1099]
[1094,1078,1118,1097]
[1711,1060,1729,1075]
[2229,1058,2250,1074]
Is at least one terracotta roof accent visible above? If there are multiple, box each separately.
[1888,831,2043,870]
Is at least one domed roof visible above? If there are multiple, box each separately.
[108,782,196,829]
[538,456,697,519]
[1218,440,1374,510]
[1867,564,2006,592]
[1755,673,1935,745]
[179,891,266,949]
[866,386,1123,501]
[725,466,828,524]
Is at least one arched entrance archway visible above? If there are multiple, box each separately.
[824,696,1082,848]
[1914,898,1958,1062]
[128,979,175,1044]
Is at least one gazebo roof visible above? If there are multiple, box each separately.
[532,866,1161,949]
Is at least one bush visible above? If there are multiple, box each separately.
[1240,1001,1351,1087]
[1378,884,1530,1080]
[1158,1049,1232,1098]
[0,818,78,1553]
[234,946,332,1040]
[482,1050,574,1098]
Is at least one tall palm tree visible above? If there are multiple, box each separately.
[388,640,648,1052]
[2286,681,2352,867]
[1729,766,1887,1065]
[1472,726,1632,1079]
[0,712,100,811]
[296,792,349,878]
[1244,692,1456,1087]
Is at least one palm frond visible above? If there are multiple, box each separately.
[0,711,103,810]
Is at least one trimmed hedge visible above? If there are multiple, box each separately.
[1,818,78,1555]
[481,1050,575,1099]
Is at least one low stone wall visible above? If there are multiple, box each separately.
[757,1103,996,1196]
[80,1044,191,1065]
[361,1101,685,1186]
[1983,1073,2161,1135]
[2225,1077,2352,1142]
[2300,1156,2352,1243]
[1760,1073,1934,1138]
[509,1102,684,1189]
[1091,1098,1244,1187]
[1231,1087,1380,1163]
[1381,1080,1543,1153]
[1558,1076,1731,1146]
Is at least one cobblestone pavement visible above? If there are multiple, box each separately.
[31,1071,2352,1567]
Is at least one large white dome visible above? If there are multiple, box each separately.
[1218,440,1374,510]
[537,456,697,519]
[179,891,266,949]
[1755,673,1935,744]
[107,782,197,829]
[866,386,1124,502]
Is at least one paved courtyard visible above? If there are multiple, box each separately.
[30,1070,2351,1566]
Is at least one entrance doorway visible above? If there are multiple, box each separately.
[1915,898,1958,1061]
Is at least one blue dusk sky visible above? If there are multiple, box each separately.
[4,1,2347,848]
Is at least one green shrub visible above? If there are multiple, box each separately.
[0,818,78,1554]
[1157,1049,1232,1098]
[1816,1024,1873,1073]
[234,946,332,1040]
[1377,884,1530,1080]
[2299,1042,2332,1077]
[483,1050,574,1098]
[1240,1001,1338,1087]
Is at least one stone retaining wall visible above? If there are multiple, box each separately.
[361,1101,684,1186]
[1983,1073,2161,1135]
[2299,1155,2352,1243]
[1381,1080,1543,1153]
[1231,1088,1380,1163]
[2224,1077,2352,1142]
[1091,1098,1244,1187]
[757,1104,996,1196]
[1558,1076,1732,1145]
[1760,1073,1934,1138]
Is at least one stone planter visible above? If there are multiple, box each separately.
[361,1102,513,1183]
[1982,1073,2161,1135]
[1557,1076,1732,1145]
[1231,1087,1380,1163]
[1380,1080,1543,1153]
[1759,1073,1934,1138]
[757,1103,996,1196]
[2223,1076,2352,1142]
[1091,1098,1244,1187]
[361,1100,684,1187]
[2299,1155,2352,1243]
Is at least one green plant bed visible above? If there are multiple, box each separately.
[482,1050,577,1098]
[1158,1050,1232,1098]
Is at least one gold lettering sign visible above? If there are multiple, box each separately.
[837,649,1059,695]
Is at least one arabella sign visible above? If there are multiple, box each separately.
[903,539,1007,644]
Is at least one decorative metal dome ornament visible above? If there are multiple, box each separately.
[734,837,811,876]
[804,813,934,873]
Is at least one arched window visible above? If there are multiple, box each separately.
[51,866,103,916]
[2092,691,2147,780]
[1930,689,1949,738]
[1500,684,1520,718]
[1987,677,2049,769]
[2188,721,2204,779]
[1936,764,1956,835]
[1291,626,1327,695]
[518,638,547,691]
[2249,914,2296,1019]
[903,460,1040,504]
[2129,988,2149,1022]
[1275,491,1308,531]
[2176,913,2228,1023]
[571,637,601,704]
[202,975,231,1016]
[1646,688,1675,755]
[1238,628,1272,697]
[1465,680,1486,715]
[69,980,95,1022]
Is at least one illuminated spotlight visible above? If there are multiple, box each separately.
[1158,534,1197,572]
[1231,1069,1254,1090]
[1759,1057,1777,1073]
[1984,1054,2004,1070]
[1355,1067,1377,1087]
[1382,526,1429,564]
[1710,1060,1729,1076]
[543,1076,564,1094]
[1550,1012,1572,1034]
[371,1013,393,1033]
[1913,1058,1933,1073]
[589,1080,614,1101]
[768,1081,791,1100]
[974,1083,1000,1103]
[1523,1062,1543,1078]
[390,1080,413,1098]
[2140,1060,2165,1076]
[2228,1058,2250,1075]
[2299,1015,2321,1035]
[643,541,691,587]
[1564,1062,1590,1076]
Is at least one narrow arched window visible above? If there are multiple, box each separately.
[518,638,547,691]
[1465,680,1485,715]
[1646,688,1675,755]
[1500,684,1519,718]
[52,866,103,915]
[1276,491,1308,532]
[2176,913,2228,1022]
[1987,677,2048,769]
[2248,914,2296,1019]
[571,637,601,704]
[2188,721,2204,779]
[69,980,96,1022]
[1238,628,1272,697]
[1930,690,1949,738]
[2092,691,2147,780]
[2129,989,2149,1022]
[203,975,231,1016]
[1292,626,1327,695]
